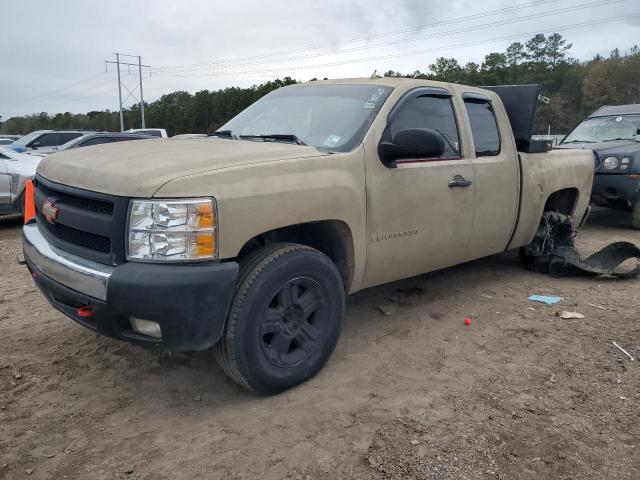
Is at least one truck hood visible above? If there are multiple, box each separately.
[36,137,326,197]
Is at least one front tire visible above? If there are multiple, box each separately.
[632,201,640,230]
[213,243,345,394]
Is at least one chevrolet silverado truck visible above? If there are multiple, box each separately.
[23,78,594,394]
[558,104,640,229]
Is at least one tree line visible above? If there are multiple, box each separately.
[1,34,639,136]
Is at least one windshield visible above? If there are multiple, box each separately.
[218,84,393,152]
[563,115,640,143]
[12,130,49,146]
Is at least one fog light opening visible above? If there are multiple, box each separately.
[129,316,162,339]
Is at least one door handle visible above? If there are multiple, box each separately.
[448,175,473,188]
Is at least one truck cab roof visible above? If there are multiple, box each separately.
[589,104,640,117]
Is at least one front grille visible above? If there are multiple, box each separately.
[38,181,113,215]
[39,220,111,253]
[34,175,129,265]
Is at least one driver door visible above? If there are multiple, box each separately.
[362,87,475,288]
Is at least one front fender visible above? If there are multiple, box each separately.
[154,149,367,289]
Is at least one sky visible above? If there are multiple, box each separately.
[1,0,639,120]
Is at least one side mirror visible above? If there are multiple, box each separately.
[30,142,40,149]
[379,128,446,165]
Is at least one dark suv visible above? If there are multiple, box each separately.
[559,104,640,229]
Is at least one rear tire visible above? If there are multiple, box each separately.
[213,243,345,394]
[632,201,640,230]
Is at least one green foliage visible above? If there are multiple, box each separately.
[1,77,297,136]
[383,34,640,133]
[2,35,640,136]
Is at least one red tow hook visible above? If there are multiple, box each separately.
[76,305,95,318]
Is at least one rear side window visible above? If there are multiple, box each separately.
[80,137,112,147]
[59,133,83,143]
[464,99,501,157]
[389,94,461,159]
[138,130,162,137]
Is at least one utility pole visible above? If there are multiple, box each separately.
[138,56,145,128]
[105,53,150,131]
[116,53,124,132]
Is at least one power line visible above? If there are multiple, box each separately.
[155,0,561,72]
[17,72,108,104]
[151,13,640,79]
[22,76,116,105]
[152,0,628,76]
[18,81,118,109]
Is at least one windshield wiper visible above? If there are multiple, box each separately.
[209,130,234,138]
[239,134,307,146]
[600,137,640,142]
[562,140,596,144]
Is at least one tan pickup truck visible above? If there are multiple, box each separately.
[23,78,594,394]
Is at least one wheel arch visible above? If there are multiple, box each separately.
[233,220,356,292]
[543,187,580,215]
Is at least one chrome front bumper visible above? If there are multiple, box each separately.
[22,222,113,300]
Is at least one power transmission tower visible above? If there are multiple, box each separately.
[105,53,150,131]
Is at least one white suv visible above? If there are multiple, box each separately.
[4,130,90,153]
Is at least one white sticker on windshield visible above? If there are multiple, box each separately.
[363,88,386,109]
[616,116,623,122]
[323,134,341,147]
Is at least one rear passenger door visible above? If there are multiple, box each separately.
[363,87,476,288]
[462,93,519,261]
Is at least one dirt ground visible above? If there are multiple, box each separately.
[0,209,638,480]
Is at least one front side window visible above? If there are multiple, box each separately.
[13,131,47,147]
[218,84,393,152]
[33,133,61,147]
[388,93,461,159]
[464,98,501,156]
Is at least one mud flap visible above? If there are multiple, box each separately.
[521,212,640,279]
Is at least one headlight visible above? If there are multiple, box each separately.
[127,198,217,261]
[602,156,619,170]
[621,157,631,170]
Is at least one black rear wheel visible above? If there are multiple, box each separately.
[632,201,640,230]
[213,243,345,394]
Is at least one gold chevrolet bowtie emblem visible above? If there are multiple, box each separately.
[42,199,59,224]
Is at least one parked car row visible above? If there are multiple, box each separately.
[0,129,165,218]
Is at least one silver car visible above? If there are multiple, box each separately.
[0,149,44,217]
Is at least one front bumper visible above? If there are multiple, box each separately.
[592,173,640,207]
[23,222,239,350]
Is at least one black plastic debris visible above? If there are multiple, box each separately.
[520,212,640,278]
